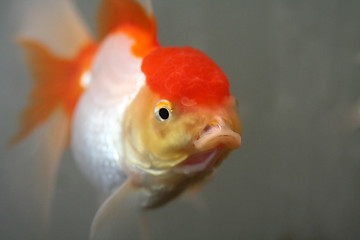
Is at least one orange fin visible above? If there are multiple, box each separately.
[10,39,96,145]
[97,0,159,57]
[5,1,96,237]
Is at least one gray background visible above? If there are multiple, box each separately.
[1,0,360,239]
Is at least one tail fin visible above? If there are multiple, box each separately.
[11,0,97,144]
[10,39,96,145]
[2,109,69,239]
[3,0,97,238]
[16,0,92,57]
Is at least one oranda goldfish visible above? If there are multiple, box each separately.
[9,0,241,239]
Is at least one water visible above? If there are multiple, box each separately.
[0,0,360,239]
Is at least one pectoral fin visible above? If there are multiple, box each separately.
[90,179,148,240]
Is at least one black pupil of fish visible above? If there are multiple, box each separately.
[159,108,170,120]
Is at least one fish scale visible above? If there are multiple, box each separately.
[72,34,145,194]
[72,100,125,194]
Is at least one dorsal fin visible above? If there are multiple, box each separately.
[97,0,159,57]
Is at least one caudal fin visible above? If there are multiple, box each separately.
[16,0,92,57]
[4,0,97,238]
[11,0,97,144]
[10,38,96,145]
[2,109,69,239]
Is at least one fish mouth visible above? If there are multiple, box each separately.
[173,118,241,175]
[173,149,222,174]
[194,117,241,151]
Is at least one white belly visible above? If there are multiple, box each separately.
[71,33,145,194]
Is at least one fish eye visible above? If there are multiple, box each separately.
[154,100,174,121]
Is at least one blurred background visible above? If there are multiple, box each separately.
[1,0,360,239]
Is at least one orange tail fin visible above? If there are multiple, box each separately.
[10,39,97,145]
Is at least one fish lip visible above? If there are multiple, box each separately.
[173,148,222,174]
[194,124,241,151]
[172,120,241,175]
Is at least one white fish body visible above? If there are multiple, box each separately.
[72,33,145,194]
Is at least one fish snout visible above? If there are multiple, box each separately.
[194,117,241,151]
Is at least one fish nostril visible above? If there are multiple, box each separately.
[195,125,213,142]
[203,125,212,132]
[204,119,221,132]
[203,123,221,134]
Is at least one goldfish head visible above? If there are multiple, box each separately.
[123,47,241,196]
